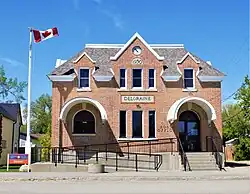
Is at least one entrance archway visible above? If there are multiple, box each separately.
[178,111,200,152]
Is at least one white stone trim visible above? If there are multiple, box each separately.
[73,52,96,63]
[110,32,164,61]
[177,52,200,64]
[161,75,181,82]
[198,76,224,82]
[48,75,76,82]
[60,97,108,122]
[77,88,91,92]
[93,75,113,81]
[167,97,216,124]
[118,138,158,141]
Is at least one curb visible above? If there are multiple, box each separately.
[0,175,249,182]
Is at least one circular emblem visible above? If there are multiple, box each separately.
[132,58,143,65]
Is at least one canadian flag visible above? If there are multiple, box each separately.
[32,27,59,43]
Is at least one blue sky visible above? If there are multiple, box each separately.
[0,0,249,105]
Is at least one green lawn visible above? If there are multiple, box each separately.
[0,165,20,172]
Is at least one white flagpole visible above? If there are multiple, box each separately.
[25,27,33,172]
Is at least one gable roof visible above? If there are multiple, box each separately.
[73,52,96,63]
[49,34,225,78]
[110,32,164,61]
[0,103,22,123]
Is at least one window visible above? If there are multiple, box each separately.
[119,111,126,138]
[132,111,143,138]
[73,110,95,134]
[79,69,89,88]
[184,69,194,88]
[148,69,155,88]
[120,69,126,88]
[132,69,142,88]
[149,111,156,138]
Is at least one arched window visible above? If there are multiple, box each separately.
[73,110,95,134]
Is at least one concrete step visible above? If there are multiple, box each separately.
[188,160,216,165]
[185,152,219,171]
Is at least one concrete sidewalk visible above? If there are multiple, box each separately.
[0,167,249,182]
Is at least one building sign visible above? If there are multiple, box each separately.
[8,154,28,165]
[121,96,154,103]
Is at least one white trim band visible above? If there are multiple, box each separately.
[60,97,108,122]
[161,75,181,81]
[93,75,113,81]
[198,76,224,82]
[110,32,164,61]
[167,96,216,124]
[73,52,96,63]
[48,75,76,82]
[177,52,200,64]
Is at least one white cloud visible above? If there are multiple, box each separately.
[0,57,25,67]
[101,10,124,30]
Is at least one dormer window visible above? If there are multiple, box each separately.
[79,68,90,88]
[184,68,194,89]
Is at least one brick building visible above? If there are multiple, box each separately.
[48,33,224,156]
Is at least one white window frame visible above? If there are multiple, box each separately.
[78,67,90,89]
[148,69,156,89]
[119,110,127,138]
[183,68,195,89]
[132,68,143,89]
[132,110,144,138]
[148,110,156,138]
[119,68,127,89]
[72,109,96,136]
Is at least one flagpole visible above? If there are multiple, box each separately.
[25,27,33,172]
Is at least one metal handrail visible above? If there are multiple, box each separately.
[177,137,191,171]
[209,137,223,170]
[52,147,162,172]
[65,137,176,148]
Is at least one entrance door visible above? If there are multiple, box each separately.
[178,111,200,152]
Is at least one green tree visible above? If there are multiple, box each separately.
[222,104,247,141]
[23,94,52,134]
[22,94,52,158]
[0,66,27,159]
[0,65,27,103]
[223,75,250,160]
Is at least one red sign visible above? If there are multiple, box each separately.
[9,154,28,165]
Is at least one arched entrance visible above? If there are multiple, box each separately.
[178,111,200,152]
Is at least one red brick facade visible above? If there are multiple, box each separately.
[50,35,223,153]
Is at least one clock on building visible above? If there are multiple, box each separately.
[132,46,142,55]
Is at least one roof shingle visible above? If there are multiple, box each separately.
[50,45,225,78]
